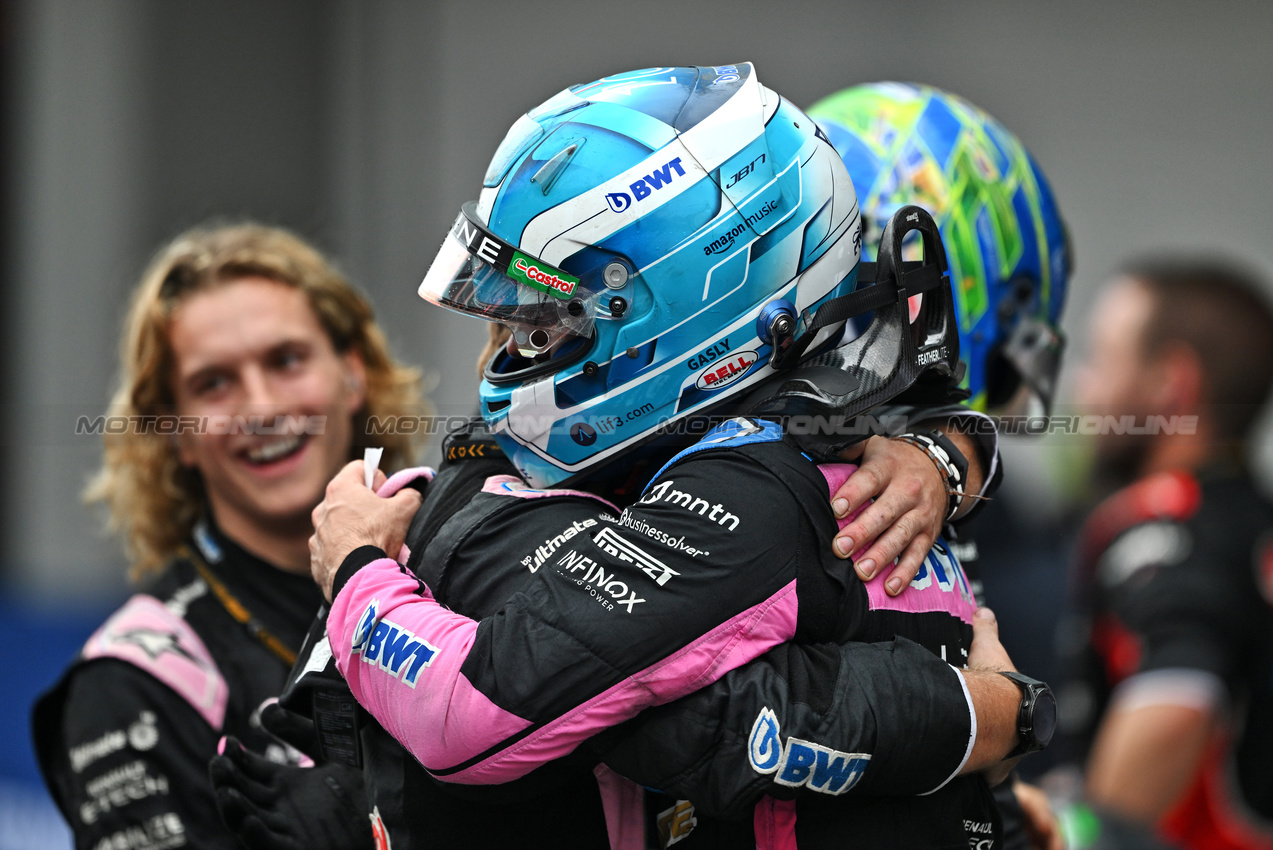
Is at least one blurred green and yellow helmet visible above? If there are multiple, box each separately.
[809,82,1071,414]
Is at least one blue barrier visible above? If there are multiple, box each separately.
[0,589,120,848]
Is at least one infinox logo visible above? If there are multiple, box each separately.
[606,156,687,213]
[511,253,578,299]
[696,350,758,391]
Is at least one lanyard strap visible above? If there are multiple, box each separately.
[182,546,299,666]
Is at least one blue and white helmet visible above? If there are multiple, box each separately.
[420,64,870,487]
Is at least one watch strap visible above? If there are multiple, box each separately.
[998,671,1053,759]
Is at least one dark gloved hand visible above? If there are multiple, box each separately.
[259,699,320,760]
[209,736,373,850]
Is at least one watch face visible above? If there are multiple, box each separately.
[1033,687,1058,748]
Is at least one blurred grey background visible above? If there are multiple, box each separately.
[4,0,1273,601]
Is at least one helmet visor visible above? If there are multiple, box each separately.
[419,203,599,355]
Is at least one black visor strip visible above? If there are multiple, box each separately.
[450,202,572,283]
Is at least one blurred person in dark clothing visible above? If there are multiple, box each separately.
[31,224,424,849]
[1059,258,1273,849]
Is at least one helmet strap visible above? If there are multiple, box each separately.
[772,260,944,370]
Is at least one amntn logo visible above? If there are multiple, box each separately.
[695,350,758,391]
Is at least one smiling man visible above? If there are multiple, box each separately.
[32,224,424,849]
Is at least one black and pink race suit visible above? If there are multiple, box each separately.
[33,521,323,849]
[313,417,998,849]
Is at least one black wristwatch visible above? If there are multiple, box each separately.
[998,671,1057,758]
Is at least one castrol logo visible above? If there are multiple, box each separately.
[513,258,576,297]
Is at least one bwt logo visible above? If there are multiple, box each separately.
[351,599,438,688]
[909,542,973,602]
[748,707,870,795]
[605,157,687,213]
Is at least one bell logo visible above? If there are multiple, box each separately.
[696,350,758,391]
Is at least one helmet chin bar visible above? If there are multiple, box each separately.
[483,328,596,386]
[510,324,560,358]
[1001,315,1066,416]
[746,205,961,423]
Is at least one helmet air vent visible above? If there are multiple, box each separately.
[530,138,585,195]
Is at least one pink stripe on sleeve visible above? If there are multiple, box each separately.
[861,547,977,624]
[818,463,869,530]
[818,462,858,505]
[328,558,533,770]
[83,594,228,729]
[329,560,801,784]
[439,581,799,784]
